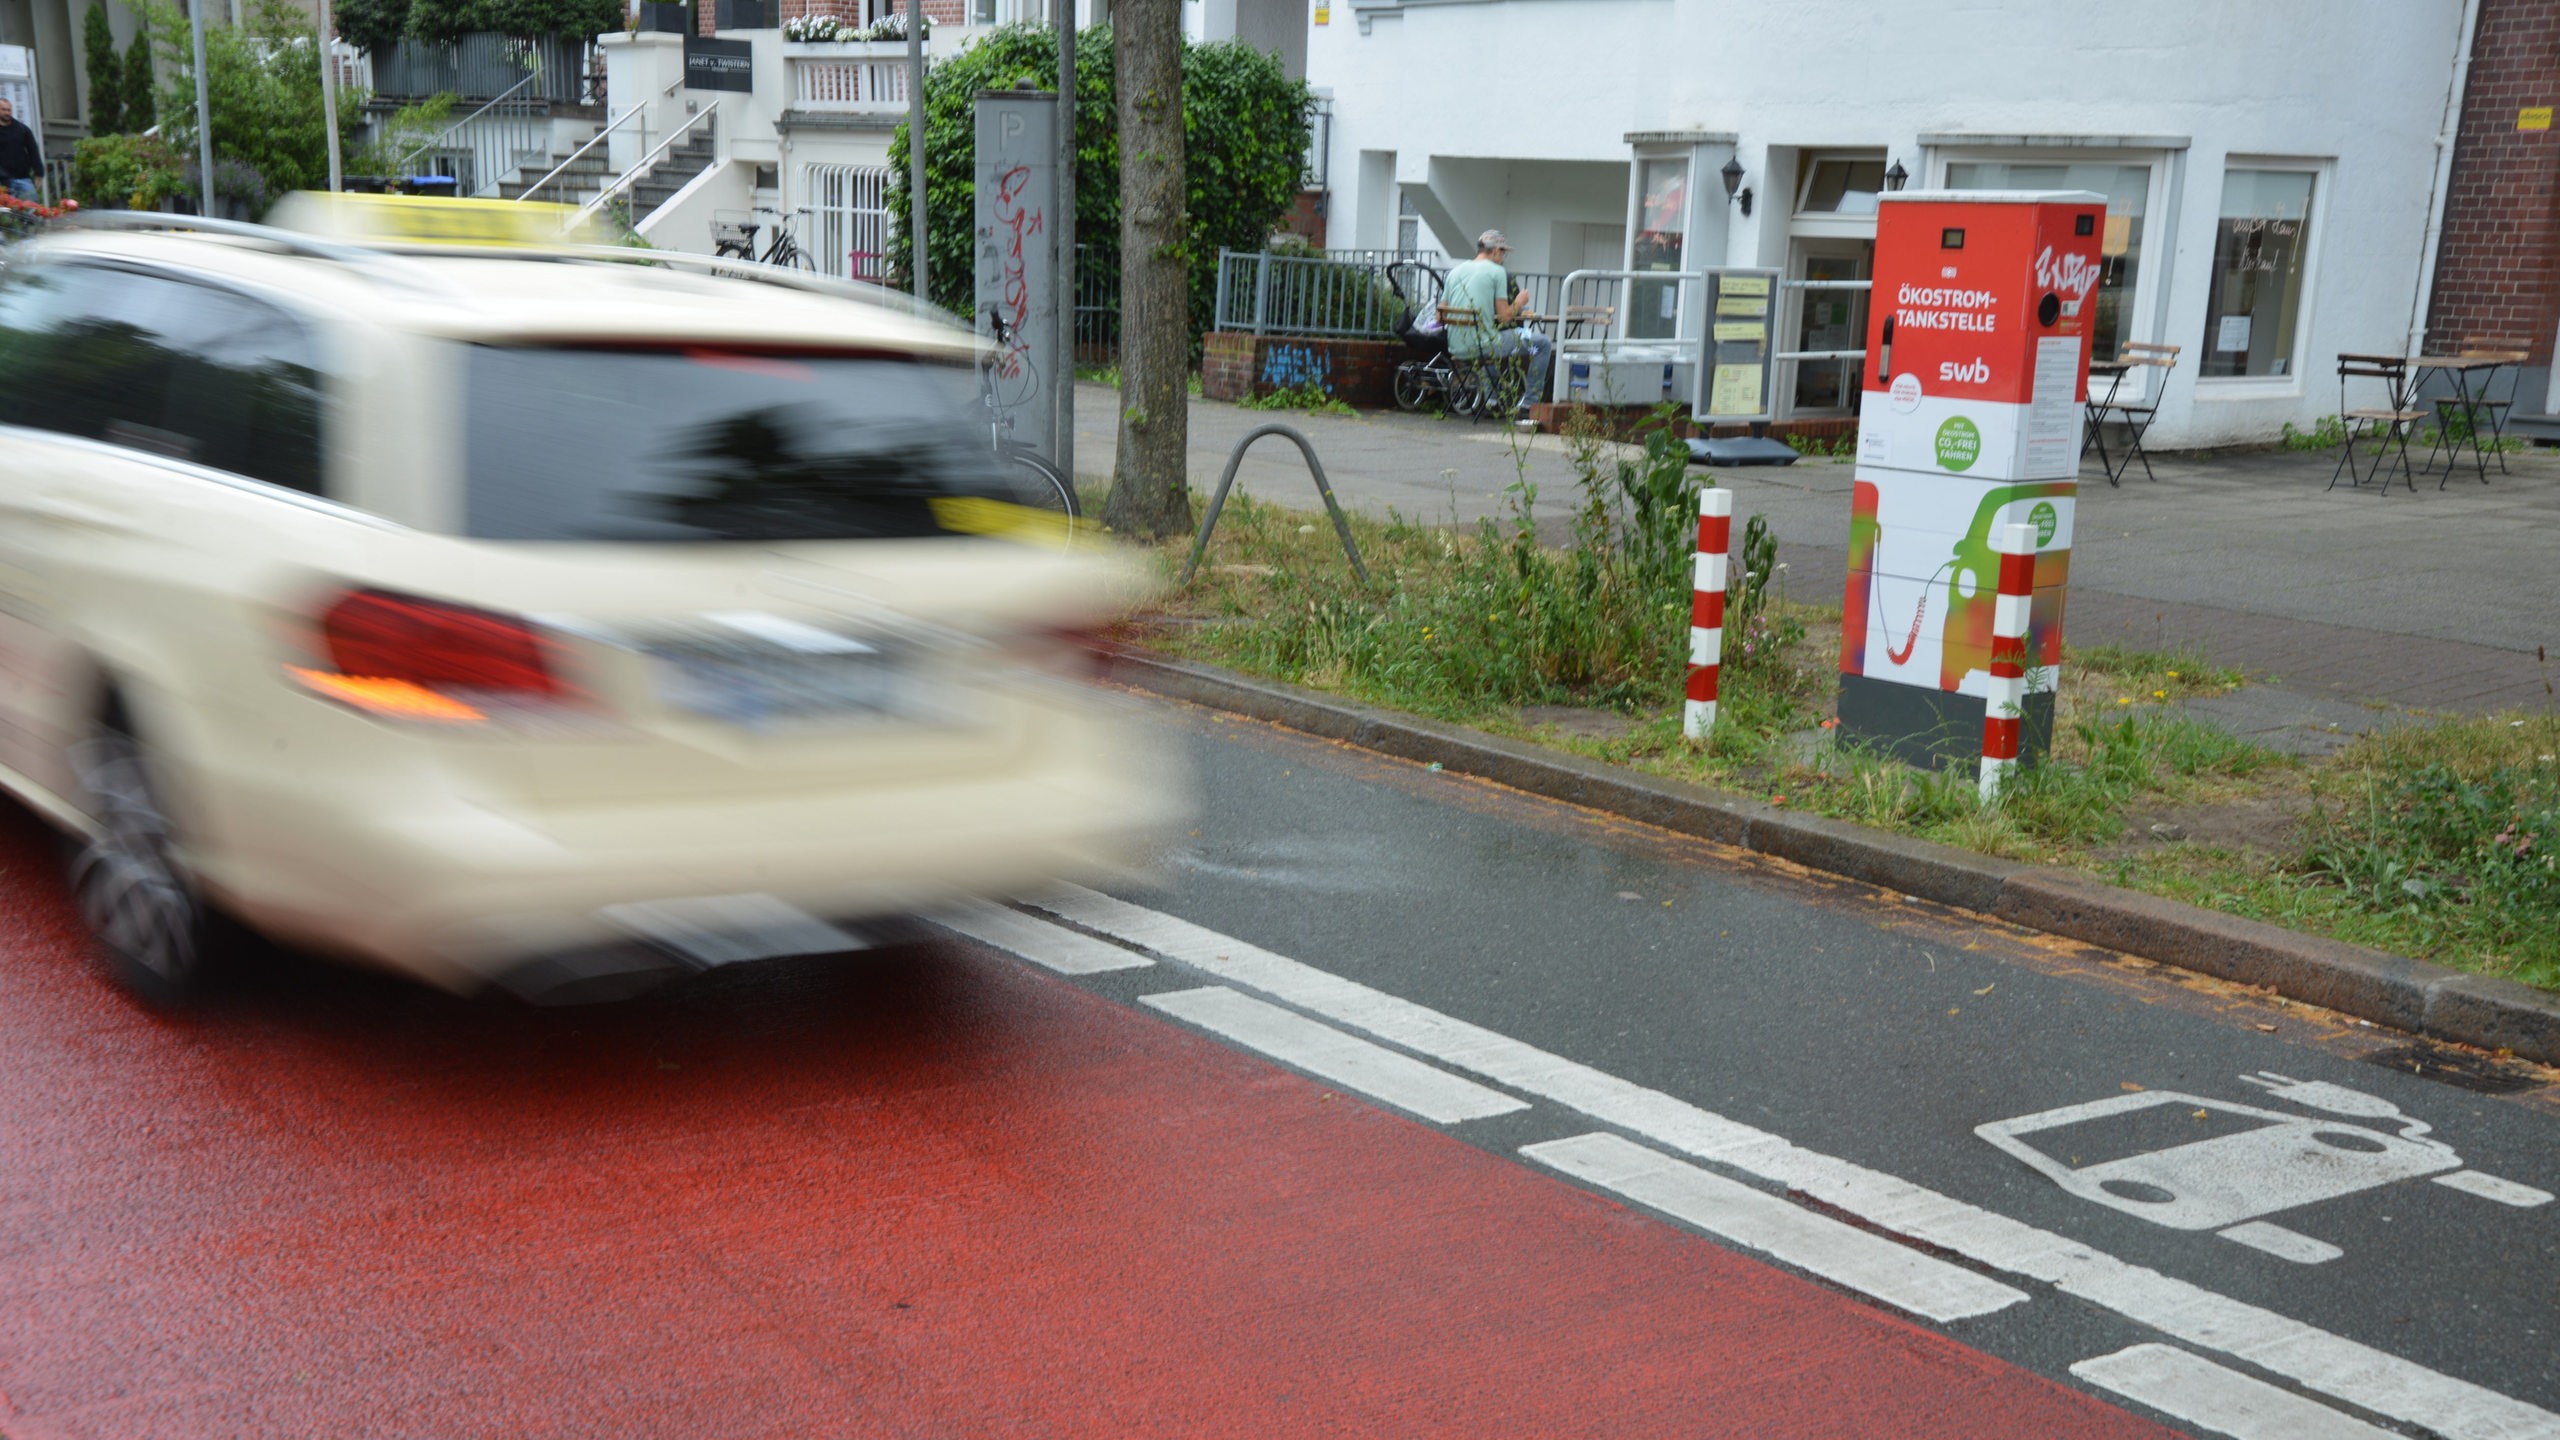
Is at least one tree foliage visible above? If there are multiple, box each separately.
[404,0,621,42]
[82,3,123,136]
[132,0,367,212]
[336,0,412,54]
[887,24,1310,343]
[121,26,157,132]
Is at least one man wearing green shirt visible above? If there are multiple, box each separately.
[1440,230,1552,417]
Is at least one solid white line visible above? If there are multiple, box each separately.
[2072,1344,2398,1440]
[1141,986,1530,1124]
[2218,1221,2343,1266]
[1026,884,2560,1440]
[930,900,1155,974]
[1523,1132,2027,1322]
[2434,1170,2555,1208]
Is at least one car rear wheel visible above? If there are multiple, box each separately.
[67,719,215,1006]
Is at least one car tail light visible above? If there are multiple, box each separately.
[290,588,572,723]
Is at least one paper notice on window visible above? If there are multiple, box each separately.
[1716,296,1769,317]
[1708,363,1765,416]
[1720,276,1772,297]
[1713,321,1766,343]
[2023,336,2082,478]
[2215,315,2252,353]
[2102,214,2131,258]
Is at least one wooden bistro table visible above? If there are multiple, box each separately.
[2408,353,2512,489]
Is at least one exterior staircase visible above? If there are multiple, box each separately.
[499,121,719,227]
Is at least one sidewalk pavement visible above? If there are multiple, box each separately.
[1070,382,2560,717]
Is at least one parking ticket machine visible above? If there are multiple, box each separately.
[1837,190,2107,768]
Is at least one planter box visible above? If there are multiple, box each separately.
[1201,331,1404,409]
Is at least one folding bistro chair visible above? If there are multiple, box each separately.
[2433,339,2528,479]
[1438,303,1525,420]
[2331,353,2424,494]
[1561,304,1617,341]
[2089,342,2179,485]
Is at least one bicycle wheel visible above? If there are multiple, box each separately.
[1392,361,1429,412]
[1446,366,1483,419]
[1001,446,1081,543]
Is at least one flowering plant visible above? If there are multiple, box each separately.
[784,11,928,40]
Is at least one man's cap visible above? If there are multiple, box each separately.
[1477,229,1509,252]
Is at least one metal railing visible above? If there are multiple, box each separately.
[1074,243,1118,361]
[580,103,717,221]
[396,67,551,196]
[1769,277,1873,415]
[1549,268,1707,404]
[371,34,594,104]
[516,102,647,203]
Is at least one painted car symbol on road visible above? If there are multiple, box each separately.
[1977,1072,2552,1264]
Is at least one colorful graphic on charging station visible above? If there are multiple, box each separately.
[1840,191,2106,717]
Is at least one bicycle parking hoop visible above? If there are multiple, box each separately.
[1178,424,1369,586]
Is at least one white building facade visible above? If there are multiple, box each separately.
[1309,0,2472,446]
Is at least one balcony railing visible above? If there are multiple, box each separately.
[371,34,597,105]
[786,42,914,112]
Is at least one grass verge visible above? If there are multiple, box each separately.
[1116,425,2558,992]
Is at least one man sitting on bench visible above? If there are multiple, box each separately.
[1442,229,1553,418]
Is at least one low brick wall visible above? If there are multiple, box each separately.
[1523,402,1857,454]
[1199,332,1406,409]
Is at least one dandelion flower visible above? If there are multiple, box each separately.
[2152,689,2167,699]
[2117,697,2132,705]
[2166,670,2180,679]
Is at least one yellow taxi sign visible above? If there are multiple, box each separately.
[266,191,611,248]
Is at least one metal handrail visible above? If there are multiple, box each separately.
[579,103,716,221]
[517,104,648,203]
[395,65,543,176]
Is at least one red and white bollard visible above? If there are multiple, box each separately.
[1684,487,1733,741]
[1978,521,2038,802]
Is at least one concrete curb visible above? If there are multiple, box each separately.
[1108,650,2560,1068]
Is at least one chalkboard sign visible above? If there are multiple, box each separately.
[683,36,753,92]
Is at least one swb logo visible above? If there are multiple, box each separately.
[1938,357,1990,384]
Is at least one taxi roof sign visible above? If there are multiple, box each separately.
[265,191,613,249]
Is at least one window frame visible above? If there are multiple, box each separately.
[1931,147,2173,404]
[2191,156,2331,396]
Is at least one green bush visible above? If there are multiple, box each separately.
[83,3,123,135]
[134,0,369,213]
[886,24,1311,345]
[71,131,187,209]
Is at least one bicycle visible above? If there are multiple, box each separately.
[712,207,815,271]
[977,312,1080,534]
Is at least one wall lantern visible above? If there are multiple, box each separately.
[1720,156,1752,218]
[1884,159,1909,192]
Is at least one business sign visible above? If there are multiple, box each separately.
[1837,190,2106,768]
[683,37,754,93]
[973,90,1056,465]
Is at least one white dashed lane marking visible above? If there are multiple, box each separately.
[1017,883,2560,1440]
[1141,985,1530,1124]
[2072,1344,2400,1440]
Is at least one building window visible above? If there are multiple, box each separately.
[807,163,893,282]
[1396,190,1420,257]
[1797,155,1885,216]
[971,0,998,22]
[1947,160,2148,361]
[1628,155,1689,340]
[2200,169,2315,380]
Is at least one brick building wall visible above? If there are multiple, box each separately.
[702,0,962,33]
[2423,0,2560,366]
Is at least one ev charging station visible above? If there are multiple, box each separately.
[1837,190,2108,768]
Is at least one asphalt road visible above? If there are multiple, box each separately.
[1,696,2554,1438]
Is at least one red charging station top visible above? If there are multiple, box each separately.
[1863,191,2107,409]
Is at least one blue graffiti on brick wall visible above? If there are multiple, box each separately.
[1260,343,1333,394]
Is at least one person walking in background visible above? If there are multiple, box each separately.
[0,99,41,202]
[1441,229,1553,418]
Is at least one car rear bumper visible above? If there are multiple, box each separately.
[189,701,1189,992]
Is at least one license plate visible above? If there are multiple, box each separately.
[650,643,923,727]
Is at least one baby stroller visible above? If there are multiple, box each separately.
[1389,260,1489,417]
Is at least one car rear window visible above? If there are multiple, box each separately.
[462,346,1038,541]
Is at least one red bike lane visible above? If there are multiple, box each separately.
[0,806,2172,1440]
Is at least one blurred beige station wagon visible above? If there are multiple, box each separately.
[0,197,1185,1005]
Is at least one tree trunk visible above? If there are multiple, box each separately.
[1100,0,1191,540]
